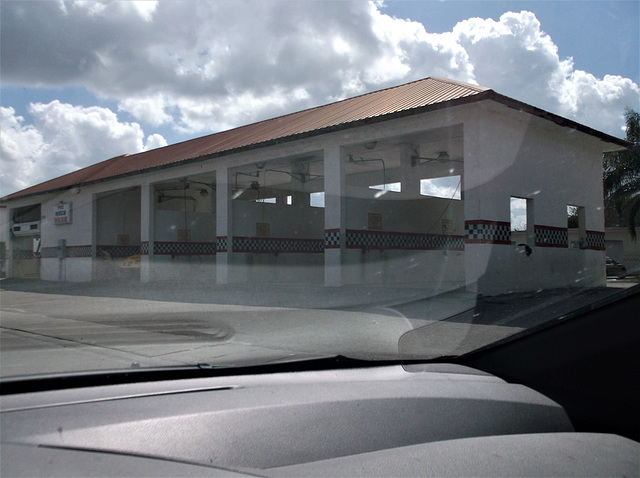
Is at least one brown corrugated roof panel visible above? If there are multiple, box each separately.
[1,76,627,201]
[4,77,489,200]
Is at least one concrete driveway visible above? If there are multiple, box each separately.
[1,279,634,378]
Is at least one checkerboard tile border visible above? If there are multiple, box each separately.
[465,220,511,245]
[140,242,217,255]
[25,228,607,262]
[68,246,93,257]
[233,237,324,254]
[535,225,568,248]
[13,249,37,259]
[216,236,228,253]
[345,229,464,251]
[324,229,341,249]
[97,245,141,258]
[154,242,217,256]
[586,230,605,250]
[40,247,56,259]
[40,245,93,258]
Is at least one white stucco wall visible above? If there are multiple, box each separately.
[464,104,607,294]
[151,209,216,283]
[0,206,9,277]
[41,257,93,282]
[36,189,93,282]
[229,197,324,283]
[40,191,93,248]
[2,99,618,292]
[155,210,216,242]
[341,194,465,287]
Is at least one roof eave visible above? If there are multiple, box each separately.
[487,91,631,150]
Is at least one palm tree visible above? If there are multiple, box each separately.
[603,109,640,240]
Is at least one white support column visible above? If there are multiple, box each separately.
[140,183,154,282]
[463,113,481,293]
[0,206,11,278]
[463,113,481,222]
[91,196,98,280]
[463,111,510,295]
[324,144,346,287]
[216,167,233,284]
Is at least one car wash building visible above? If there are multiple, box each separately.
[0,77,629,295]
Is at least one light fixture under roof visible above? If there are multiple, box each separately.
[411,150,459,166]
[436,151,450,162]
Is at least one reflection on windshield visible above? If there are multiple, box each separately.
[1,56,639,380]
[1,274,637,377]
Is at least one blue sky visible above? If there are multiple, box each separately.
[385,1,638,82]
[1,0,639,195]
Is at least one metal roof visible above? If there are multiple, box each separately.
[1,76,629,201]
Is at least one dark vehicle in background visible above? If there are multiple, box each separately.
[607,257,627,278]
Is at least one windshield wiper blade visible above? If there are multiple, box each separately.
[0,355,457,395]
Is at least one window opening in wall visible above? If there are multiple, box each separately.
[12,204,41,224]
[420,176,461,200]
[569,205,586,232]
[568,204,586,248]
[511,196,534,246]
[310,192,325,208]
[286,195,292,205]
[254,197,276,204]
[369,182,401,192]
[567,205,579,228]
[510,197,527,232]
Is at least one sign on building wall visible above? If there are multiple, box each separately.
[177,229,191,242]
[116,234,130,245]
[368,213,382,230]
[256,223,271,237]
[53,203,72,225]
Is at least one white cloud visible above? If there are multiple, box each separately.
[118,95,172,127]
[420,177,461,200]
[171,86,313,134]
[143,133,167,151]
[3,2,637,137]
[0,102,165,194]
[510,214,527,232]
[127,1,158,22]
[65,1,158,22]
[0,107,44,194]
[452,11,639,135]
[553,70,639,135]
[1,2,638,196]
[510,197,528,231]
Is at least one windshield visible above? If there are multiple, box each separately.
[1,0,639,379]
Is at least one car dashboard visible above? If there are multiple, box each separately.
[1,362,638,477]
[2,286,639,477]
